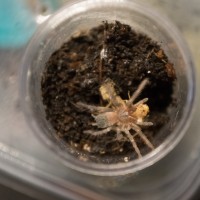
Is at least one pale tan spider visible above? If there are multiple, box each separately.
[76,78,154,158]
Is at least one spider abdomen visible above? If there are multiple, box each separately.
[93,112,118,128]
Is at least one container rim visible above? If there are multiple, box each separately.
[20,0,196,176]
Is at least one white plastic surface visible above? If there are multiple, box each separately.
[0,0,200,199]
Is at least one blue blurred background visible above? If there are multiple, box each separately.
[0,0,60,48]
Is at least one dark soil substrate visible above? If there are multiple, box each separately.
[41,21,176,163]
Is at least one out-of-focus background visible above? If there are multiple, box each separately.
[0,0,199,199]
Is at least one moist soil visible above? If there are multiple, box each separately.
[41,21,176,163]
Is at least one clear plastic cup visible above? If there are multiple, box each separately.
[20,0,195,176]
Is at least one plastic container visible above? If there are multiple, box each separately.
[20,0,195,177]
[0,0,196,200]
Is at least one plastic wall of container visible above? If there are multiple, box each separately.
[0,0,199,200]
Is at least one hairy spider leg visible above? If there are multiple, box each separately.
[133,98,148,107]
[127,78,149,106]
[136,121,153,126]
[131,123,154,150]
[76,102,112,113]
[84,127,112,136]
[124,130,142,158]
[115,128,124,140]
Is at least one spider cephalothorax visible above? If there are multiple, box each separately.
[76,78,154,158]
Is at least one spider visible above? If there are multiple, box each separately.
[76,78,154,158]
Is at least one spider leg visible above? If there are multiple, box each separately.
[105,101,112,108]
[131,124,154,150]
[114,128,124,141]
[84,127,112,136]
[124,130,142,158]
[136,121,153,126]
[91,122,98,126]
[75,102,112,113]
[127,79,149,105]
[133,98,149,107]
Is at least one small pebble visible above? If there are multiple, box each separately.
[83,143,91,152]
[124,157,129,162]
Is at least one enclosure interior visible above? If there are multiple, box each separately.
[25,3,189,168]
